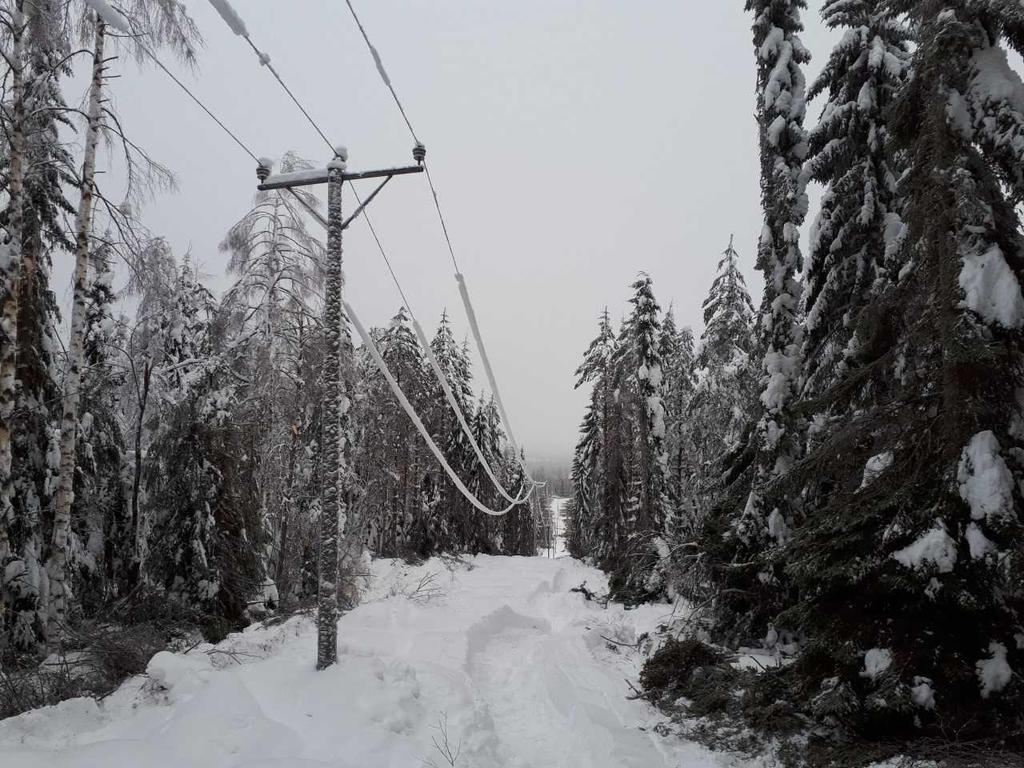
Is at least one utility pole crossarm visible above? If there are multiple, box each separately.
[257,163,424,191]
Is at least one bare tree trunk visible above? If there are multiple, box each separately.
[48,18,107,646]
[0,1,28,629]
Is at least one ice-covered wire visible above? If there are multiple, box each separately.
[347,300,533,517]
[135,37,327,229]
[339,0,540,486]
[342,0,419,145]
[207,0,335,154]
[339,1,459,273]
[348,187,532,505]
[241,35,336,155]
[456,272,540,487]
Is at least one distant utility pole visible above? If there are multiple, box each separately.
[256,144,425,670]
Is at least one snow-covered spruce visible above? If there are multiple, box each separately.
[758,0,1024,739]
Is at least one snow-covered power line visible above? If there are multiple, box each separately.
[348,188,533,506]
[207,0,335,155]
[214,0,539,500]
[340,0,542,488]
[342,0,419,145]
[132,38,328,229]
[347,301,532,516]
[212,0,529,506]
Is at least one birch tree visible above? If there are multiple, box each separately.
[48,14,106,646]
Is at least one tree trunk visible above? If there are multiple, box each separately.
[129,358,151,584]
[48,18,107,646]
[0,1,28,631]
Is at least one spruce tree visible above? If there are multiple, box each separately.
[0,0,73,650]
[700,1,811,644]
[568,395,600,559]
[802,0,911,396]
[71,244,129,608]
[738,0,810,547]
[610,274,668,599]
[659,308,697,538]
[572,310,626,568]
[778,0,1024,738]
[426,312,475,553]
[690,237,757,485]
[146,262,266,626]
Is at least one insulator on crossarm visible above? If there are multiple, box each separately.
[256,157,272,183]
[413,142,426,165]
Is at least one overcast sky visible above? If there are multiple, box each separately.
[82,1,847,463]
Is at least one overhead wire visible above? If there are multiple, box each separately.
[346,300,529,517]
[210,0,534,511]
[348,186,532,506]
[134,39,328,229]
[239,34,336,155]
[340,0,542,487]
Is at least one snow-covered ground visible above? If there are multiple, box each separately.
[0,554,750,768]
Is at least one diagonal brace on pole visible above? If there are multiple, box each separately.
[340,175,392,231]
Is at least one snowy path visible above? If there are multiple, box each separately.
[0,555,751,768]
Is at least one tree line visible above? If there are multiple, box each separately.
[567,0,1023,744]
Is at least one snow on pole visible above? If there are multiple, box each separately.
[412,317,532,505]
[347,301,531,517]
[208,0,248,36]
[455,273,540,486]
[83,0,131,34]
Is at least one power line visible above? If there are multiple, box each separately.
[240,34,336,155]
[136,40,256,162]
[423,162,461,273]
[340,0,460,272]
[342,0,419,145]
[339,0,539,485]
[348,186,411,311]
[346,186,534,506]
[137,40,328,229]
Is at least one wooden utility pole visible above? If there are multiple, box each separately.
[256,144,424,670]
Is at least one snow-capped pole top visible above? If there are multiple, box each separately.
[208,0,248,37]
[328,147,348,172]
